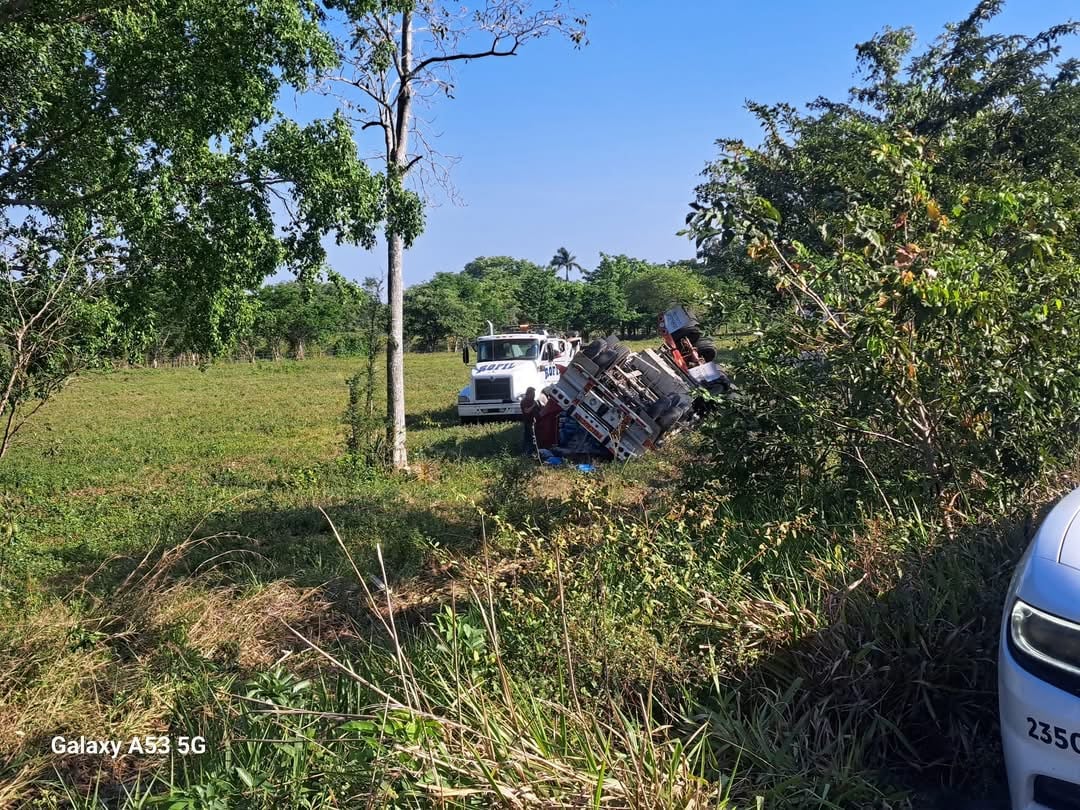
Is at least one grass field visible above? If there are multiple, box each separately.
[1,341,681,586]
[1,351,618,602]
[1,346,691,806]
[3,335,1030,808]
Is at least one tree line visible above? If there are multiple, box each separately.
[402,252,727,351]
[142,251,733,364]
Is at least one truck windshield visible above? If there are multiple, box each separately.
[477,339,539,362]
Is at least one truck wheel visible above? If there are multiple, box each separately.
[671,325,702,346]
[694,338,717,362]
[594,341,630,371]
[646,393,677,421]
[581,338,607,361]
[655,395,691,430]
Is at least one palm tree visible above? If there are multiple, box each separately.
[550,246,582,281]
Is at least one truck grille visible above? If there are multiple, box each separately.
[475,377,512,401]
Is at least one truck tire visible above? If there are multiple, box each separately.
[645,393,676,422]
[594,341,630,371]
[694,338,717,362]
[581,338,608,361]
[655,395,691,430]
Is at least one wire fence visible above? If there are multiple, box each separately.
[113,324,755,370]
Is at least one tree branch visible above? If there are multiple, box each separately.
[411,36,521,76]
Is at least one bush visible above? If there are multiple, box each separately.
[699,131,1080,514]
[686,5,1080,514]
[327,332,368,356]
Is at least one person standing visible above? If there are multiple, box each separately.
[520,386,547,456]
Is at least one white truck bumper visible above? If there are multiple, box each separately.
[458,401,522,420]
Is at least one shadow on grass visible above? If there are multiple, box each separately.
[36,451,581,628]
[25,497,465,610]
[420,421,521,461]
[405,403,460,430]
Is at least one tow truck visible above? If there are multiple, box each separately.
[457,323,577,423]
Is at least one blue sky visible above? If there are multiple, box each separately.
[300,0,1078,288]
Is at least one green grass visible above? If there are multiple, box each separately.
[1,349,692,807]
[1,354,539,601]
[7,334,1029,809]
[0,341,694,600]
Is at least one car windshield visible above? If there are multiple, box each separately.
[477,339,539,362]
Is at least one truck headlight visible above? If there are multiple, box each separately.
[458,394,469,403]
[1010,599,1080,679]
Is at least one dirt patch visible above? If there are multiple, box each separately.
[353,553,535,625]
[149,580,355,670]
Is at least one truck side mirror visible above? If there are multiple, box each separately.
[462,346,470,364]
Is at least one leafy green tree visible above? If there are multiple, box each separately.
[462,256,540,279]
[550,247,583,281]
[255,282,355,360]
[557,281,586,334]
[460,256,541,328]
[404,274,479,351]
[624,267,707,322]
[0,0,384,457]
[579,254,649,336]
[515,266,566,327]
[687,2,1080,511]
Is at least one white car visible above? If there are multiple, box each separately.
[1000,485,1080,809]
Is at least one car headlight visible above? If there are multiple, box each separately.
[1010,599,1080,681]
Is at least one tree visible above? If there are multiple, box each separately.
[685,2,1080,509]
[556,280,585,333]
[404,273,479,351]
[325,2,586,470]
[0,0,384,457]
[686,2,1080,292]
[515,266,565,326]
[461,256,541,328]
[550,246,582,281]
[579,254,646,336]
[463,256,540,279]
[624,267,707,320]
[256,282,354,359]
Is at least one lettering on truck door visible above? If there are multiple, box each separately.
[543,343,558,379]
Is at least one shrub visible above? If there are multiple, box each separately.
[698,130,1080,514]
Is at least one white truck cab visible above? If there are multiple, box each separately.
[457,326,575,423]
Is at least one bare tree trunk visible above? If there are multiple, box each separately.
[384,9,413,471]
[386,232,407,468]
[329,4,581,469]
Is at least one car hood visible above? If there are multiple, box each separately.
[1014,485,1080,623]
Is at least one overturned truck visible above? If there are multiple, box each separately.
[533,307,732,461]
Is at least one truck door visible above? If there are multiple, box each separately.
[542,342,558,380]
